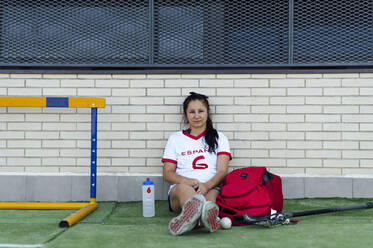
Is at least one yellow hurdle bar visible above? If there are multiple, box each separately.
[69,97,105,108]
[0,97,46,107]
[0,97,105,108]
[0,202,91,210]
[59,202,98,228]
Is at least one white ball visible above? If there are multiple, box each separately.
[220,217,232,229]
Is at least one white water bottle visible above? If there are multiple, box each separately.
[142,178,155,217]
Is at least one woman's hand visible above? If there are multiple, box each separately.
[196,182,209,195]
[196,154,230,196]
[182,178,200,190]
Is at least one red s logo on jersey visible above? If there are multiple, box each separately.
[192,156,208,169]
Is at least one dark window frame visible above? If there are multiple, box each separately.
[0,0,373,73]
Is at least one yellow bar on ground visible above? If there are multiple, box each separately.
[59,203,98,227]
[0,202,90,210]
[0,97,46,107]
[69,97,105,108]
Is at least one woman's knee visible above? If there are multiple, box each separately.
[169,184,196,212]
[172,183,196,195]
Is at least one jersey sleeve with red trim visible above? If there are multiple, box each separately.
[216,131,232,160]
[162,132,178,165]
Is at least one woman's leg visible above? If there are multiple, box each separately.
[168,184,206,235]
[204,189,220,203]
[169,183,198,213]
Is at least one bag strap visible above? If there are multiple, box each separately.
[262,171,274,185]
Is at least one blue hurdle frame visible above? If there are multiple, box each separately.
[0,96,106,227]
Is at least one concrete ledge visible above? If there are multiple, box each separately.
[0,175,372,202]
[0,176,26,202]
[282,177,305,199]
[353,179,373,198]
[305,177,353,198]
[26,176,73,202]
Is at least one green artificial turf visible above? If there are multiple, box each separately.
[0,199,372,248]
[0,209,72,244]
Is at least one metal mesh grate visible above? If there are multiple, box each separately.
[0,0,150,66]
[0,0,372,68]
[154,0,289,65]
[293,0,373,65]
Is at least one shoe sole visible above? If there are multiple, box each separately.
[201,202,220,232]
[169,195,204,235]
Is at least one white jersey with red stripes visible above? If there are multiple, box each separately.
[162,130,231,185]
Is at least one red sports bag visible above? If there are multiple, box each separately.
[216,167,283,226]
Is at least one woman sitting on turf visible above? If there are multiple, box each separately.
[162,92,231,235]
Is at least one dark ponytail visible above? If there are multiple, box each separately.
[183,92,219,153]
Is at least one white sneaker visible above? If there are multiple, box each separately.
[201,201,220,233]
[168,194,205,235]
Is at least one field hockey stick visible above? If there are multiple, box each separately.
[242,202,373,227]
[285,202,373,218]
